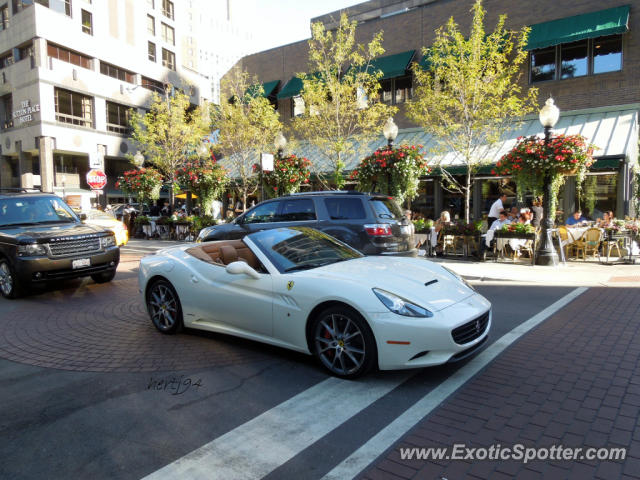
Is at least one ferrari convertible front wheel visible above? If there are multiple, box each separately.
[312,306,377,379]
[146,279,183,334]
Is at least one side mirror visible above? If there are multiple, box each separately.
[225,261,261,279]
[79,213,87,221]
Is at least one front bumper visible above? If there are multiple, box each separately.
[370,294,492,370]
[15,247,120,283]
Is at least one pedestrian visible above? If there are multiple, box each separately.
[531,197,543,228]
[487,194,506,229]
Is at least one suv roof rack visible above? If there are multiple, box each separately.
[287,190,365,196]
[0,187,43,193]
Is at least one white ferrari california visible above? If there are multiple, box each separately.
[139,227,491,378]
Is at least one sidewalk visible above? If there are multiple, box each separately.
[359,287,640,479]
[432,257,640,287]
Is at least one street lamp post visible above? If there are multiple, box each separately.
[535,98,561,266]
[383,117,398,196]
[272,132,287,199]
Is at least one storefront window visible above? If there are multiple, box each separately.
[442,176,467,221]
[560,40,588,79]
[411,179,435,219]
[578,173,617,220]
[479,178,517,216]
[593,35,622,74]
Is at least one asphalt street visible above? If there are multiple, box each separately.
[0,241,579,479]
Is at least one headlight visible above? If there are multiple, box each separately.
[100,235,116,248]
[373,288,433,318]
[440,265,475,291]
[17,243,47,256]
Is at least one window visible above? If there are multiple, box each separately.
[243,201,279,224]
[12,0,32,14]
[324,198,366,220]
[1,5,9,31]
[560,40,588,79]
[148,41,156,62]
[593,35,623,74]
[161,0,173,19]
[394,76,412,104]
[147,14,154,35]
[0,52,12,68]
[161,48,175,70]
[17,42,33,61]
[54,87,93,127]
[64,0,70,15]
[1,93,13,129]
[141,76,165,93]
[81,8,92,34]
[579,173,618,219]
[293,95,304,117]
[99,61,135,83]
[47,43,92,69]
[380,79,392,104]
[161,22,174,45]
[530,35,622,83]
[279,199,316,221]
[106,101,131,134]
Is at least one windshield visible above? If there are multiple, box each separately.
[371,197,403,220]
[0,196,79,227]
[249,227,362,273]
[86,211,116,221]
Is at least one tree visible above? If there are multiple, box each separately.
[291,13,396,189]
[129,88,210,212]
[407,0,538,222]
[212,68,282,211]
[174,151,229,215]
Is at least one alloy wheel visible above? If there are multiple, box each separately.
[148,282,179,332]
[314,313,366,376]
[0,261,13,296]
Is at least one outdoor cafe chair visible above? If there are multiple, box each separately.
[573,227,602,261]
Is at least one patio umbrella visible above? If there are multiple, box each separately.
[175,193,198,199]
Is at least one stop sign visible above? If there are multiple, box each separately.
[86,169,107,190]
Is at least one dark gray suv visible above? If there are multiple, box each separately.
[197,191,416,256]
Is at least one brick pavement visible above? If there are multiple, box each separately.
[359,287,640,479]
[0,276,280,373]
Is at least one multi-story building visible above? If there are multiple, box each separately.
[229,0,638,220]
[0,0,210,206]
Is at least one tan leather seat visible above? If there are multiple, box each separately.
[220,245,238,265]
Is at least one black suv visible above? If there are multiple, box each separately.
[0,190,120,298]
[197,191,416,256]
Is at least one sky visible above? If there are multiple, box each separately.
[236,0,364,54]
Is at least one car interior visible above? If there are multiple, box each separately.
[186,240,266,272]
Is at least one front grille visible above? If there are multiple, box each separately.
[48,238,101,257]
[451,310,490,345]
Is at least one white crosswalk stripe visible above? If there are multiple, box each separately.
[142,373,410,480]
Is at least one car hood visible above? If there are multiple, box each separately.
[310,256,476,312]
[1,223,110,242]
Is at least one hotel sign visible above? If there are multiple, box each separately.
[13,100,40,125]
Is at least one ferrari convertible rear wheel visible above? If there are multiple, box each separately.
[312,306,376,379]
[147,279,183,334]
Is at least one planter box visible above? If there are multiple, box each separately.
[495,231,536,240]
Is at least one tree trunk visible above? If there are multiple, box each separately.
[464,170,471,223]
[169,181,175,214]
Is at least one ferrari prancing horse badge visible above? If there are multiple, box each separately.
[287,281,294,291]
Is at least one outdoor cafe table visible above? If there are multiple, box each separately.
[601,229,638,264]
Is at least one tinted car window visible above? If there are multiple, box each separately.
[324,197,366,220]
[243,201,279,224]
[371,197,403,220]
[0,197,78,226]
[280,199,316,221]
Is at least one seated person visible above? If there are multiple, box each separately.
[566,210,588,226]
[508,206,519,222]
[519,213,530,225]
[434,210,451,233]
[490,210,510,231]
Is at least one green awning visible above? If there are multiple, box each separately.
[366,50,415,80]
[246,80,280,98]
[590,157,622,170]
[526,5,630,50]
[277,76,303,99]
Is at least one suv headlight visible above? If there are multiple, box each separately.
[18,243,47,257]
[373,288,433,318]
[100,235,116,248]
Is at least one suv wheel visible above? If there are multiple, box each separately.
[0,259,22,299]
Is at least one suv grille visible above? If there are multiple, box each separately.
[451,311,489,345]
[48,237,101,257]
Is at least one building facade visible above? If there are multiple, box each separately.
[228,0,639,221]
[0,0,210,206]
